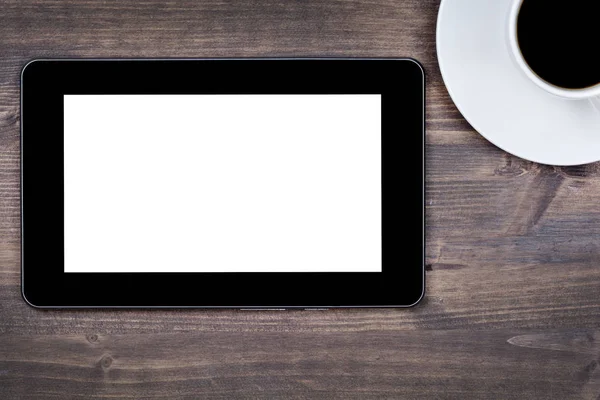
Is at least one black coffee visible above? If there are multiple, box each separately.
[517,0,600,89]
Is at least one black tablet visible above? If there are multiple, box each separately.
[21,58,424,308]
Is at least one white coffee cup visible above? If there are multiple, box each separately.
[507,0,600,109]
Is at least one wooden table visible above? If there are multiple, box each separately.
[1,0,599,398]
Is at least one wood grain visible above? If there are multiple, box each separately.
[1,0,600,398]
[0,330,598,399]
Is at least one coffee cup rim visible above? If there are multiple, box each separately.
[508,0,600,100]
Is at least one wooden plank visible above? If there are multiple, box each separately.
[0,330,597,399]
[0,0,599,334]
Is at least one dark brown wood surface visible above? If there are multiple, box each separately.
[1,0,600,398]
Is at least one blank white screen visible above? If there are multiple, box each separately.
[64,95,381,272]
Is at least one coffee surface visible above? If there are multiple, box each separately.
[517,0,600,89]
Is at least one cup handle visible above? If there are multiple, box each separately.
[591,97,600,115]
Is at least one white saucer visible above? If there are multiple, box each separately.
[437,0,600,166]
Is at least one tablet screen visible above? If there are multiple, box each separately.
[63,95,382,273]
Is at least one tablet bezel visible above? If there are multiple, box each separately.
[21,58,425,308]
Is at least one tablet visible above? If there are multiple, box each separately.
[21,58,424,308]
